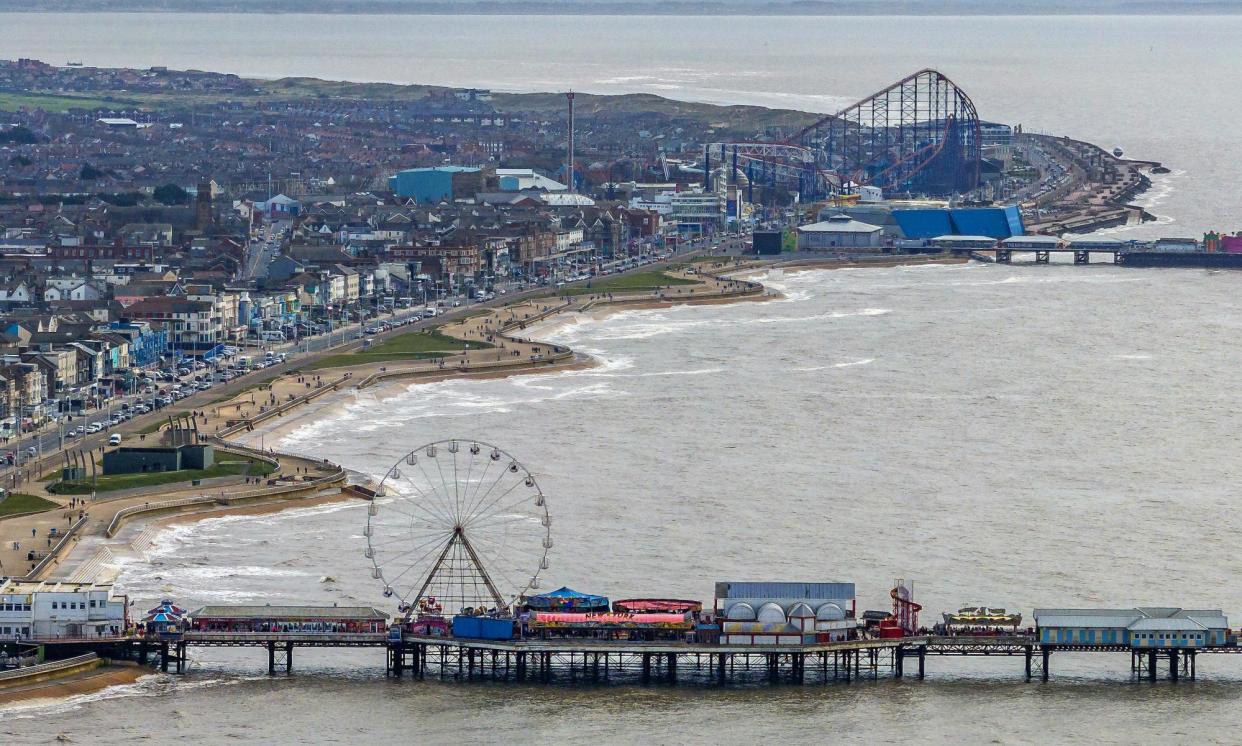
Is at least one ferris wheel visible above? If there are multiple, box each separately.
[364,439,551,616]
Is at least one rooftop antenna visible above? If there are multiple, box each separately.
[565,91,575,194]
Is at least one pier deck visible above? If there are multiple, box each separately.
[34,633,1233,684]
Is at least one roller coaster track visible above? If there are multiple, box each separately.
[709,69,981,199]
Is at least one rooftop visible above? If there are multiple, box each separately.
[798,216,883,233]
[0,579,116,594]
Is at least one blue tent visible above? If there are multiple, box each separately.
[525,586,610,612]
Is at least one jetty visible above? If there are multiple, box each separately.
[28,627,1227,685]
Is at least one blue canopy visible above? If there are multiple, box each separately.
[525,586,610,611]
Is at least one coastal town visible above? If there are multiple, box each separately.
[0,56,1230,701]
[0,59,1189,455]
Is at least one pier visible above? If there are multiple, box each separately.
[31,631,1241,685]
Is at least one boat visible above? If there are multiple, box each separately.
[66,61,83,67]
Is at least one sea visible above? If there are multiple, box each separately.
[4,12,1242,744]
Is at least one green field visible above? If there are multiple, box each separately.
[0,493,57,518]
[557,270,698,296]
[0,92,134,113]
[49,454,276,495]
[304,329,492,371]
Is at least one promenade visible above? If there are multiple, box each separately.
[0,260,766,586]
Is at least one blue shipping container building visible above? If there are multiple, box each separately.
[389,166,480,204]
[451,615,516,641]
[893,206,1024,240]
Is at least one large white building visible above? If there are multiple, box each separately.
[796,214,884,250]
[497,169,567,192]
[0,580,128,639]
[629,190,724,233]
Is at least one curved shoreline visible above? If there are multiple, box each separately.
[3,254,952,586]
[0,254,952,709]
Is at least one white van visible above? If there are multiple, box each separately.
[108,433,122,446]
[422,307,438,319]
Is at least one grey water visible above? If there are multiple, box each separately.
[4,12,1242,743]
[10,262,1242,742]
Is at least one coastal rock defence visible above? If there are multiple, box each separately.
[1019,133,1165,235]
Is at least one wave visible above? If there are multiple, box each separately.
[280,374,625,446]
[629,367,724,378]
[793,358,875,372]
[1090,167,1186,234]
[579,307,891,340]
[954,273,1143,287]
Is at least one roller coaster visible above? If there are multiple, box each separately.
[707,69,981,200]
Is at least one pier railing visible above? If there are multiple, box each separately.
[183,631,389,645]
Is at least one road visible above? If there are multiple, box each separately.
[241,220,286,282]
